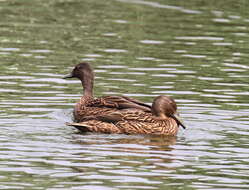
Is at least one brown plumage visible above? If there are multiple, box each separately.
[66,95,186,136]
[63,62,151,122]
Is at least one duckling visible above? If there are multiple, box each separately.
[66,95,186,136]
[63,62,151,122]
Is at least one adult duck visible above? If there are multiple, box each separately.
[66,95,186,136]
[63,62,151,122]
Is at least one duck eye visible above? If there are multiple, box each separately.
[76,65,84,70]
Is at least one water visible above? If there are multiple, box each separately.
[0,0,249,189]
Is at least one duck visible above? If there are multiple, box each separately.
[66,95,186,136]
[63,62,152,122]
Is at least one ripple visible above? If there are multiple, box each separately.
[225,91,249,96]
[224,63,249,69]
[0,89,18,93]
[0,52,10,55]
[198,77,222,81]
[0,76,34,80]
[122,93,155,97]
[81,58,95,61]
[113,19,128,24]
[19,53,32,57]
[200,94,235,98]
[228,15,241,19]
[117,0,202,14]
[150,86,173,89]
[136,57,157,61]
[175,36,224,41]
[213,82,248,87]
[102,33,118,36]
[0,47,20,51]
[233,32,247,36]
[129,67,171,71]
[174,50,187,53]
[34,55,46,59]
[159,64,183,67]
[97,65,127,69]
[152,90,200,95]
[213,42,233,46]
[107,78,136,82]
[39,40,48,44]
[102,49,127,53]
[213,18,231,23]
[168,70,196,74]
[85,54,103,58]
[152,74,176,77]
[29,49,53,53]
[140,40,164,44]
[222,68,245,72]
[28,78,68,84]
[226,103,249,107]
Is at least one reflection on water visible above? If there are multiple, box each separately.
[0,0,249,189]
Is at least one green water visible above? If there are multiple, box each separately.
[0,0,249,189]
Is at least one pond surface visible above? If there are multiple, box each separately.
[0,0,249,189]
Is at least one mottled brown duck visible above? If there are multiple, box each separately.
[66,95,186,136]
[63,62,151,122]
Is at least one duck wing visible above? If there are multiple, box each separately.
[121,96,152,109]
[91,96,151,112]
[93,109,153,123]
[73,108,151,124]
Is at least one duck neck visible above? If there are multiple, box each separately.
[158,113,168,119]
[81,71,94,99]
[82,81,93,98]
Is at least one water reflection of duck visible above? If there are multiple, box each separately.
[70,135,177,173]
[75,134,177,148]
[64,62,185,135]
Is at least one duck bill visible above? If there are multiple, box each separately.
[63,72,74,79]
[171,114,186,129]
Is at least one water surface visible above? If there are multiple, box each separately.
[0,0,249,189]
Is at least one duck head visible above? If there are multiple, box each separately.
[63,62,93,80]
[152,95,186,129]
[63,62,94,97]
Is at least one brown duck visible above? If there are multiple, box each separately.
[63,62,152,122]
[66,95,186,136]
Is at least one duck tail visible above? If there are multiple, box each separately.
[66,122,93,132]
[66,121,121,134]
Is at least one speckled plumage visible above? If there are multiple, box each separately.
[67,95,186,136]
[64,62,185,135]
[68,114,178,135]
[63,62,151,122]
[73,95,152,122]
